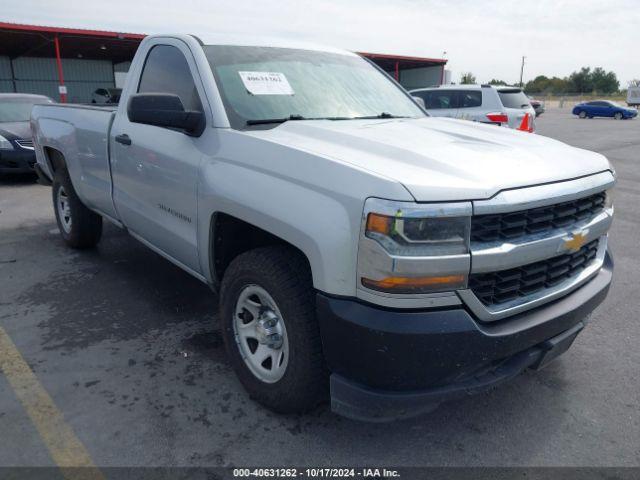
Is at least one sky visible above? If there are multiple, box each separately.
[3,0,639,86]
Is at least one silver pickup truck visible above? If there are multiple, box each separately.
[32,33,615,421]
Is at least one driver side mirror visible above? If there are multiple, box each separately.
[412,95,426,109]
[127,93,205,136]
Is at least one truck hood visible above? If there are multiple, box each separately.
[246,117,611,201]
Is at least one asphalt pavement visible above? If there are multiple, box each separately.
[0,108,638,469]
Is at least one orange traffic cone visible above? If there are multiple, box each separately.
[517,113,534,132]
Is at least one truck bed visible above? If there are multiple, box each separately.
[32,102,118,220]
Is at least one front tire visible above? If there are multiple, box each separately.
[614,112,623,120]
[52,169,103,248]
[578,110,587,119]
[220,246,327,413]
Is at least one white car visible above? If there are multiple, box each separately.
[410,84,536,131]
[91,88,122,104]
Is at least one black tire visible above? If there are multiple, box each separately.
[614,112,623,120]
[578,110,587,119]
[220,246,327,413]
[52,168,103,248]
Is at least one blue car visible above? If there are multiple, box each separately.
[572,100,638,120]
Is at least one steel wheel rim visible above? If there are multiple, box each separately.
[233,284,289,383]
[56,186,72,234]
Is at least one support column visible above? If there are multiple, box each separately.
[53,35,67,103]
[394,61,399,81]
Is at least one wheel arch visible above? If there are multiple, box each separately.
[207,212,315,290]
[43,146,68,174]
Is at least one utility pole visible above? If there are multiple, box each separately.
[519,56,526,87]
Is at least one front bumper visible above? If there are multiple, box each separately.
[0,149,37,174]
[317,251,613,422]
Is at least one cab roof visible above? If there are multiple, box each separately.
[150,32,358,57]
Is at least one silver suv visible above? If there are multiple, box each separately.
[410,84,536,131]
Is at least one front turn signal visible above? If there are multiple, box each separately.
[361,274,467,294]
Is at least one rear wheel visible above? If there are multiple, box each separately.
[614,112,623,120]
[578,110,587,119]
[220,246,327,413]
[52,168,102,248]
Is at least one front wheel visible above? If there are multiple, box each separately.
[614,112,623,120]
[52,169,103,248]
[220,246,327,413]
[578,110,587,119]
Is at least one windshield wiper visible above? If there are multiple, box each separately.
[246,114,307,126]
[330,112,410,120]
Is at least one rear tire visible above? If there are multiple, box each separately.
[52,168,103,248]
[578,110,587,119]
[220,246,327,413]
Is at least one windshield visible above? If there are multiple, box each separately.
[204,45,425,129]
[497,89,531,109]
[0,100,48,122]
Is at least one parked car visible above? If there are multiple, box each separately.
[572,100,638,119]
[528,96,545,117]
[91,88,122,104]
[0,93,53,176]
[625,87,640,108]
[410,84,536,131]
[32,34,614,421]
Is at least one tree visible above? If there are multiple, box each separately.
[568,67,593,93]
[628,79,640,87]
[524,75,570,95]
[591,67,619,94]
[488,79,508,86]
[460,72,476,84]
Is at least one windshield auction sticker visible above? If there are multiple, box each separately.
[239,71,295,95]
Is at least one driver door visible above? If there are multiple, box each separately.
[110,41,207,274]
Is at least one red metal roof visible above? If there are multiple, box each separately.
[359,51,447,65]
[0,21,146,40]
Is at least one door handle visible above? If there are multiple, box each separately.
[115,134,131,146]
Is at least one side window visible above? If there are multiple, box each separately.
[427,91,458,109]
[412,91,431,106]
[138,44,203,112]
[459,90,482,108]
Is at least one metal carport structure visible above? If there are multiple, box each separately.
[0,22,144,102]
[0,22,447,102]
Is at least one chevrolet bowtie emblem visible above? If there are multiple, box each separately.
[564,231,587,252]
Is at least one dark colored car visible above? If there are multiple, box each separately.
[528,97,545,117]
[572,100,638,120]
[0,93,54,175]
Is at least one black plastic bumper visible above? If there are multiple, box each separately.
[317,252,613,421]
[0,150,36,174]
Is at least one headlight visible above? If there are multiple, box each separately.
[366,213,469,256]
[358,199,471,294]
[0,134,13,150]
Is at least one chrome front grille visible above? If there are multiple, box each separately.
[460,173,615,322]
[471,191,606,243]
[469,240,599,306]
[16,139,34,150]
